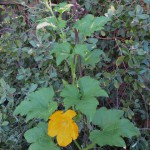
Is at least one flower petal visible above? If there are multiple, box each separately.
[48,111,63,137]
[48,119,62,137]
[49,110,63,120]
[70,122,79,140]
[56,131,72,147]
[48,109,79,147]
[63,110,77,119]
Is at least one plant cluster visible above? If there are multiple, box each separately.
[0,0,150,150]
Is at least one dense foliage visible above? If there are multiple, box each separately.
[0,0,150,150]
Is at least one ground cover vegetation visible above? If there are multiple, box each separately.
[0,0,150,150]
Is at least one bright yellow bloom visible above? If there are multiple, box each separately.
[48,110,79,147]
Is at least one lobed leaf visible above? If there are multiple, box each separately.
[25,123,60,150]
[76,97,98,120]
[90,107,140,147]
[51,43,71,65]
[74,14,110,36]
[78,76,108,98]
[60,85,80,109]
[61,77,108,120]
[14,88,57,121]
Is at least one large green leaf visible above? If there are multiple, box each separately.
[51,42,71,65]
[74,14,110,36]
[25,123,60,150]
[76,97,98,120]
[78,76,108,98]
[78,77,108,120]
[61,77,108,120]
[90,107,140,147]
[14,88,57,121]
[60,85,80,109]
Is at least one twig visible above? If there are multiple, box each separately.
[140,128,150,131]
[116,88,119,109]
[139,92,149,129]
[94,34,126,42]
[115,38,128,72]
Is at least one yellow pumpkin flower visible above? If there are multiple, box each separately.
[48,110,79,147]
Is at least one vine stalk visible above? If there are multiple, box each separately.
[44,0,66,42]
[71,0,88,148]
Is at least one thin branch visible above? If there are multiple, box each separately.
[94,34,126,42]
[115,38,128,72]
